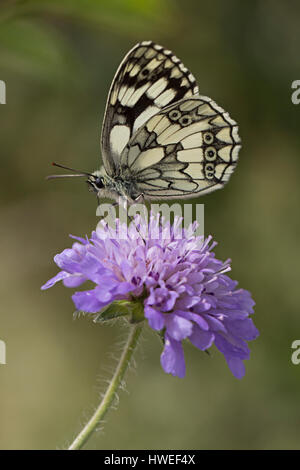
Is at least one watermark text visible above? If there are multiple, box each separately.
[96,199,204,240]
[0,340,6,365]
[291,80,300,104]
[291,340,300,365]
[0,80,6,104]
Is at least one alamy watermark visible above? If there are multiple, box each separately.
[0,80,6,104]
[291,80,300,105]
[96,198,204,240]
[291,340,300,365]
[0,339,6,365]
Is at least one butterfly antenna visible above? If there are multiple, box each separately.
[46,162,94,180]
[51,162,94,176]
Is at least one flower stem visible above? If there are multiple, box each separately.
[68,324,143,450]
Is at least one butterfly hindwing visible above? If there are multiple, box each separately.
[101,41,199,176]
[120,97,241,199]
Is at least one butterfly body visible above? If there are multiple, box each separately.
[87,167,139,203]
[87,41,241,203]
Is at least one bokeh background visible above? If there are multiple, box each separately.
[1,0,300,450]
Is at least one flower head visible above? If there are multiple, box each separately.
[42,214,259,379]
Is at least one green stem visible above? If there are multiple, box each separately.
[68,324,143,450]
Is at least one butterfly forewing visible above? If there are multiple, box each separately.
[101,41,199,176]
[120,97,241,199]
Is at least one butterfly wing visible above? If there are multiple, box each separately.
[100,41,199,176]
[119,96,241,199]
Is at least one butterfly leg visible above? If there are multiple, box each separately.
[133,194,145,205]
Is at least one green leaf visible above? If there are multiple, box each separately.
[129,300,145,324]
[93,300,132,323]
[93,299,146,324]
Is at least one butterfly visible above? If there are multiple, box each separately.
[51,41,241,203]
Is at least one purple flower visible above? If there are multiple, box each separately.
[42,214,259,379]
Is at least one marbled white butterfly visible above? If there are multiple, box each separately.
[52,41,241,203]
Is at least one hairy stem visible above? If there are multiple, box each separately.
[68,324,143,450]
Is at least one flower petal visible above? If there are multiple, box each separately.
[160,335,186,378]
[226,357,245,379]
[226,318,259,341]
[165,314,193,341]
[54,247,83,272]
[63,275,86,288]
[189,325,214,350]
[72,290,111,313]
[41,271,70,290]
[177,310,209,331]
[144,306,165,330]
[214,333,250,360]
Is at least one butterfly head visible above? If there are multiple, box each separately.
[87,172,105,193]
[48,162,106,195]
[86,169,122,202]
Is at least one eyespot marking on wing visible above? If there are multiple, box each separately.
[118,96,241,199]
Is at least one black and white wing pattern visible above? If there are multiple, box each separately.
[101,41,199,176]
[119,97,241,199]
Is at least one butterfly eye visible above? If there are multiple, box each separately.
[203,132,214,144]
[205,146,217,161]
[205,163,215,180]
[95,177,104,188]
[169,110,181,121]
[179,115,192,126]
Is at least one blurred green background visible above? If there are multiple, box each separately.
[1,0,300,450]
